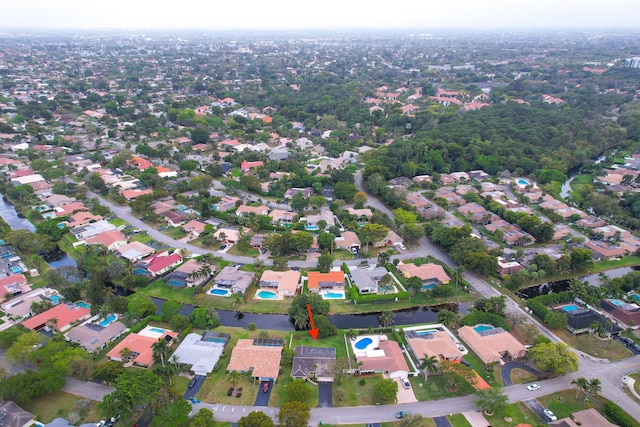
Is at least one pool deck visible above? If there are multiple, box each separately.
[350,334,385,357]
[253,288,284,301]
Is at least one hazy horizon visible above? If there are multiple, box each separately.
[2,0,640,31]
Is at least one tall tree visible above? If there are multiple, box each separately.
[278,402,310,427]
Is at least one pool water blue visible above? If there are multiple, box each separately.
[422,283,437,290]
[416,329,438,336]
[150,327,165,333]
[305,225,319,231]
[76,302,91,309]
[257,290,277,299]
[167,279,185,287]
[323,292,344,299]
[210,289,230,296]
[355,337,373,350]
[99,314,116,327]
[474,325,493,333]
[561,305,579,312]
[518,179,529,185]
[177,205,186,211]
[10,266,22,274]
[610,299,624,306]
[630,294,640,302]
[49,295,60,304]
[133,268,148,275]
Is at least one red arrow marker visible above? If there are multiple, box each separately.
[307,303,319,340]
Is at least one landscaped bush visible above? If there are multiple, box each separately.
[604,401,636,427]
[247,322,257,331]
[525,291,572,328]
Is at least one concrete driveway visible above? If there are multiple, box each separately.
[394,377,417,404]
[318,382,332,407]
[524,398,551,424]
[254,381,272,406]
[462,411,491,427]
[434,416,451,427]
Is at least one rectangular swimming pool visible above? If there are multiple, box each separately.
[561,305,579,312]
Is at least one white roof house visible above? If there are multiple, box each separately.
[171,332,228,376]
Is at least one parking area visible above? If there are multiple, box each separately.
[524,398,551,424]
[183,374,205,399]
[318,381,332,407]
[254,380,272,406]
[615,335,640,354]
[394,377,417,404]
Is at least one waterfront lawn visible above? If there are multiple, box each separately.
[291,331,350,359]
[484,402,539,427]
[447,414,472,427]
[22,392,100,424]
[333,374,386,407]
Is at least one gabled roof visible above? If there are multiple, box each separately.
[144,252,183,274]
[227,338,283,379]
[307,271,345,291]
[291,346,336,379]
[356,340,408,374]
[22,303,90,330]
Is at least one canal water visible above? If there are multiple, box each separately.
[0,195,35,232]
[43,247,78,269]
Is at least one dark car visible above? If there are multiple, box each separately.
[188,378,197,388]
[461,359,471,367]
[395,411,411,418]
[263,382,269,393]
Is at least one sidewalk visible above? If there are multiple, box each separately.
[622,375,640,401]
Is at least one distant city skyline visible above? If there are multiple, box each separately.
[2,0,640,31]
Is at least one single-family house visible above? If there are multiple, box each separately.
[55,201,88,217]
[0,401,35,427]
[350,267,388,294]
[1,288,60,321]
[601,299,640,329]
[66,211,103,227]
[171,259,212,287]
[45,194,76,208]
[142,251,183,277]
[269,209,295,225]
[0,273,30,297]
[356,338,409,379]
[291,346,336,381]
[213,195,239,212]
[85,230,127,251]
[121,188,153,200]
[305,209,335,229]
[497,257,523,275]
[556,304,622,336]
[458,325,527,366]
[183,219,207,240]
[65,320,128,353]
[71,220,116,241]
[236,204,269,216]
[227,338,284,383]
[284,187,313,199]
[397,263,450,289]
[405,329,463,363]
[374,230,404,248]
[548,408,617,427]
[116,241,155,262]
[258,270,300,297]
[22,303,91,333]
[307,271,345,293]
[164,210,186,228]
[107,326,177,367]
[346,208,373,219]
[334,231,361,251]
[214,227,246,244]
[213,266,255,294]
[171,332,229,376]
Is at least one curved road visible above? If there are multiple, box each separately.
[501,361,545,386]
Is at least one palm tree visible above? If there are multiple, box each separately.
[199,253,216,265]
[571,377,589,399]
[345,329,357,340]
[119,347,132,363]
[107,258,128,279]
[453,265,465,287]
[292,311,309,330]
[588,378,602,396]
[198,264,212,279]
[152,338,171,368]
[227,370,244,394]
[377,251,391,266]
[437,310,460,328]
[378,310,394,327]
[420,354,439,381]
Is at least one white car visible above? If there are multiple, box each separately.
[526,383,540,391]
[401,377,411,389]
[544,409,557,421]
[397,243,406,251]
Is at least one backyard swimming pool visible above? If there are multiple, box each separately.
[416,329,439,336]
[322,291,345,299]
[257,290,277,299]
[517,179,530,186]
[167,279,185,287]
[9,266,22,274]
[150,327,165,333]
[76,302,91,309]
[209,288,230,297]
[473,324,493,333]
[610,299,624,307]
[630,294,640,302]
[133,268,149,276]
[305,225,319,231]
[421,283,437,290]
[354,337,373,350]
[99,314,116,327]
[561,304,579,312]
[49,295,60,304]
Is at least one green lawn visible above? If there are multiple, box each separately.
[164,226,187,239]
[538,390,601,419]
[227,245,259,257]
[270,366,319,408]
[333,250,355,260]
[108,217,127,227]
[459,347,494,384]
[553,329,631,360]
[409,372,476,401]
[483,402,539,427]
[333,374,387,406]
[21,392,100,424]
[630,372,640,395]
[447,414,472,427]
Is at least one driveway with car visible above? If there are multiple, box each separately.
[254,380,272,406]
[183,375,206,399]
[394,377,417,404]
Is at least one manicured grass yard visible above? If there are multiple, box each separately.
[484,402,539,427]
[448,413,472,427]
[537,390,602,420]
[227,244,259,257]
[333,374,387,406]
[509,368,537,385]
[270,366,319,408]
[22,392,100,424]
[553,329,631,360]
[108,217,127,227]
[409,373,475,401]
[630,372,640,396]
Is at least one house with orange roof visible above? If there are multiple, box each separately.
[22,303,91,333]
[122,188,153,200]
[356,338,409,378]
[405,329,463,363]
[240,160,264,171]
[458,325,527,366]
[0,273,30,297]
[55,201,88,217]
[227,338,283,382]
[183,219,207,240]
[131,156,152,171]
[259,270,301,297]
[306,271,345,293]
[156,166,178,178]
[107,325,178,367]
[268,209,295,226]
[142,251,183,277]
[397,263,450,289]
[66,211,102,227]
[236,204,269,217]
[85,230,127,251]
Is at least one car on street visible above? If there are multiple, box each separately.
[401,377,411,389]
[263,382,269,393]
[188,377,197,388]
[526,383,540,391]
[544,409,557,421]
[395,411,411,418]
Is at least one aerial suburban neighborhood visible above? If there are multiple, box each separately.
[0,20,639,427]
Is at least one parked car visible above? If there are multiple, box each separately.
[397,243,406,250]
[461,359,471,367]
[544,409,557,421]
[263,382,269,393]
[395,411,412,419]
[401,377,411,389]
[526,383,540,391]
[634,344,640,352]
[188,377,197,388]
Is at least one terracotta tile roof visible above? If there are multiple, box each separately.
[307,271,345,292]
[227,339,283,379]
[406,331,462,361]
[458,325,527,365]
[398,263,450,285]
[259,270,300,295]
[22,303,90,330]
[107,330,177,366]
[356,340,409,375]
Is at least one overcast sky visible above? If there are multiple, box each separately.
[1,0,639,31]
